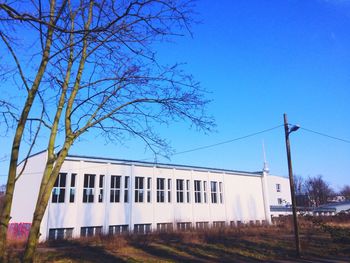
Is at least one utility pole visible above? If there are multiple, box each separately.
[283,113,301,258]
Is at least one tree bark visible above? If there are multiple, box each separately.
[0,1,56,261]
[23,141,71,263]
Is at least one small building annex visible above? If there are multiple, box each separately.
[10,151,291,241]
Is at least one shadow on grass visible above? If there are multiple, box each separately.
[40,240,126,263]
[133,239,263,262]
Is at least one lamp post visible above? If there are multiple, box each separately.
[283,113,301,258]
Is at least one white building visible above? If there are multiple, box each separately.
[10,151,291,241]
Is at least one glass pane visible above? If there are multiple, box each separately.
[59,173,66,187]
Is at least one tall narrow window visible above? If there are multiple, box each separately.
[124,176,129,203]
[186,180,190,203]
[211,181,217,203]
[147,177,151,203]
[276,183,281,192]
[110,176,121,203]
[194,180,201,203]
[203,181,207,203]
[219,182,223,203]
[52,173,67,203]
[157,178,165,203]
[98,175,104,203]
[135,177,144,203]
[176,179,184,203]
[83,174,95,203]
[69,173,76,203]
[167,179,172,203]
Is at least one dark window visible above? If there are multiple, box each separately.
[52,173,67,203]
[134,224,151,234]
[80,226,102,237]
[157,223,173,232]
[109,225,129,235]
[167,179,172,203]
[147,177,151,203]
[194,180,201,203]
[70,173,76,203]
[135,177,144,202]
[48,228,73,240]
[176,179,184,203]
[99,175,104,202]
[211,181,217,204]
[83,174,95,203]
[157,178,165,203]
[110,176,121,203]
[124,176,129,203]
[186,180,190,203]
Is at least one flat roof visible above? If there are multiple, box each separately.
[66,154,263,177]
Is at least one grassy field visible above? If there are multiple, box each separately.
[5,216,350,262]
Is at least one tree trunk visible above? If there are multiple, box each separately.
[23,142,71,263]
[0,1,56,259]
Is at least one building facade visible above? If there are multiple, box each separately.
[11,151,291,241]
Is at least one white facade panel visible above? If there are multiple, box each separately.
[10,153,291,241]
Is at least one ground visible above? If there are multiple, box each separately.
[5,216,350,262]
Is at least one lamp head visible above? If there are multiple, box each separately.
[289,124,300,134]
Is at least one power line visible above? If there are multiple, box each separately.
[172,125,284,156]
[299,127,350,144]
[139,124,284,161]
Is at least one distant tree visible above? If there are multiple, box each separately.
[304,175,334,207]
[340,185,350,200]
[293,175,305,195]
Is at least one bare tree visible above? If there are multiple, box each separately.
[293,175,305,195]
[340,185,350,200]
[304,175,334,207]
[0,1,63,260]
[1,1,212,262]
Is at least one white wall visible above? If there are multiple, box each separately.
[11,151,47,223]
[12,154,289,241]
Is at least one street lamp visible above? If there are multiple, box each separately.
[283,113,301,258]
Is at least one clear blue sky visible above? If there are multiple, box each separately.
[1,0,349,190]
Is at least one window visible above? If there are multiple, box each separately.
[124,176,129,203]
[157,223,173,232]
[177,222,191,231]
[213,221,225,228]
[83,174,95,203]
[219,182,223,204]
[157,178,165,203]
[147,177,152,203]
[196,222,209,230]
[135,177,144,203]
[109,225,129,235]
[98,175,104,203]
[110,176,121,203]
[176,179,184,203]
[167,179,172,203]
[194,180,201,203]
[211,181,217,203]
[69,173,76,203]
[186,179,190,203]
[52,173,67,203]
[277,198,283,205]
[134,224,151,234]
[203,181,207,203]
[48,228,73,240]
[276,183,281,192]
[80,226,102,237]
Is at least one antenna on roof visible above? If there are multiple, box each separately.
[262,140,269,173]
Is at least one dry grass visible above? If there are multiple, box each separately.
[4,216,350,262]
